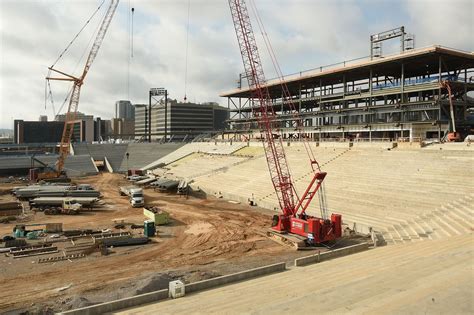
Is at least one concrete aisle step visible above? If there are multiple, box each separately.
[386,226,405,244]
[419,215,452,239]
[412,219,436,240]
[380,230,396,245]
[392,223,413,242]
[427,214,459,237]
[398,222,422,241]
[451,200,474,215]
[440,208,473,231]
[432,209,471,234]
[405,219,430,240]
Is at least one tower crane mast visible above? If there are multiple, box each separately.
[228,0,342,247]
[46,0,119,176]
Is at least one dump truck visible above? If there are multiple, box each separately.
[119,186,145,207]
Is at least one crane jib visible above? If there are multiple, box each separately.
[53,0,119,173]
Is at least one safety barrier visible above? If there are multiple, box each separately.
[59,262,286,315]
[294,242,371,267]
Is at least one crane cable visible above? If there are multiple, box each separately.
[249,0,328,217]
[127,0,134,100]
[131,6,135,58]
[45,1,106,118]
[249,0,317,167]
[183,0,191,102]
[50,0,105,69]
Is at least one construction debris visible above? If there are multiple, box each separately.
[11,245,58,258]
[38,253,86,263]
[102,237,149,247]
[144,206,170,225]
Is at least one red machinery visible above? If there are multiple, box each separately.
[440,81,461,142]
[228,0,342,248]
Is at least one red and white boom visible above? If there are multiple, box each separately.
[228,0,342,245]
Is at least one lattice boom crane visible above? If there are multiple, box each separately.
[228,0,342,247]
[46,0,119,175]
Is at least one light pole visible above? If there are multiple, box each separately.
[149,88,168,142]
[126,152,129,173]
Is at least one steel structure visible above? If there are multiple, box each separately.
[228,0,341,245]
[223,46,474,142]
[47,0,119,173]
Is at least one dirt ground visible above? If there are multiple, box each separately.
[0,173,363,314]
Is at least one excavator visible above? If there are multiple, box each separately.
[228,0,342,249]
[35,0,119,181]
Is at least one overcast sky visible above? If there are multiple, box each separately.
[0,0,472,129]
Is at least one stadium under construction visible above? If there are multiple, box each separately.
[0,2,473,314]
[223,43,474,142]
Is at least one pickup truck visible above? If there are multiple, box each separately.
[119,186,145,207]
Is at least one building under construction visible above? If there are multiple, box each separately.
[222,36,474,141]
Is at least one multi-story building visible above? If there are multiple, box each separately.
[111,118,135,140]
[134,101,229,141]
[13,120,64,144]
[55,112,94,143]
[115,100,134,120]
[134,104,148,141]
[94,117,113,142]
[113,100,135,139]
[222,44,474,141]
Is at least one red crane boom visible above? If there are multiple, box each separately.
[229,0,342,246]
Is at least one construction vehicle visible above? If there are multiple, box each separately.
[44,200,82,215]
[228,0,342,248]
[119,186,145,207]
[37,0,119,180]
[13,223,63,237]
[440,80,461,142]
[29,197,98,210]
[29,156,67,182]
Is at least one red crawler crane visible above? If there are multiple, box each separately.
[228,0,342,248]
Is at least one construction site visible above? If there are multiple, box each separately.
[0,1,473,314]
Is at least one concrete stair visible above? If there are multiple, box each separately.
[189,144,473,246]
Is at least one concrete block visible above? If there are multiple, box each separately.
[185,262,286,293]
[60,262,286,315]
[352,142,395,149]
[58,289,169,315]
[295,242,370,267]
[318,142,351,148]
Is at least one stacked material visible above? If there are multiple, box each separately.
[135,177,157,186]
[29,197,99,208]
[12,184,72,199]
[0,202,22,216]
[13,185,100,199]
[150,178,179,191]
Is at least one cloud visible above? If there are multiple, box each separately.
[0,0,472,129]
